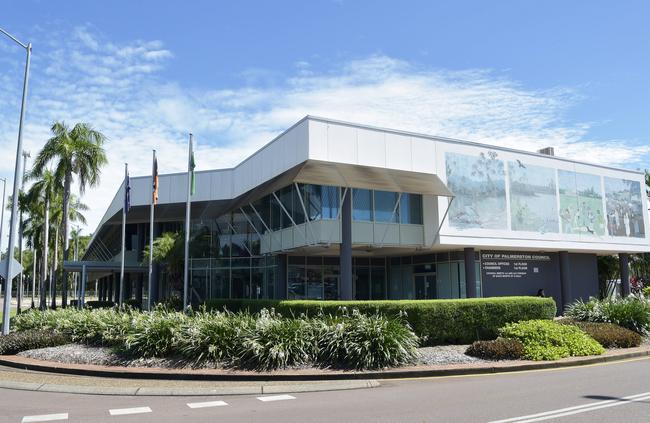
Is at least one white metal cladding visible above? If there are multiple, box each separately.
[89,116,650,255]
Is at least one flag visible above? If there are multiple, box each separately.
[152,151,159,204]
[124,166,131,212]
[189,142,196,196]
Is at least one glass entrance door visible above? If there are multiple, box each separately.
[414,273,436,299]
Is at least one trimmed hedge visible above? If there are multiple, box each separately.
[559,319,642,348]
[204,297,557,345]
[465,338,524,360]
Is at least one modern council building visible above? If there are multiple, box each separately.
[71,116,650,312]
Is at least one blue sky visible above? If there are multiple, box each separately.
[1,0,649,238]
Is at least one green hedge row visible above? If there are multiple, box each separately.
[204,297,557,345]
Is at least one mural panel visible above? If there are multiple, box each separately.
[446,151,507,229]
[508,161,559,233]
[604,177,646,238]
[558,171,605,236]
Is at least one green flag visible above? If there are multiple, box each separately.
[190,143,196,196]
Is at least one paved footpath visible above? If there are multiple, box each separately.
[2,356,650,422]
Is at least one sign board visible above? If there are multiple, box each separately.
[0,257,23,280]
[481,252,552,280]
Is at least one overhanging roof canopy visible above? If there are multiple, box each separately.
[294,160,454,197]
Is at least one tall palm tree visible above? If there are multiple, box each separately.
[32,122,107,308]
[25,170,58,309]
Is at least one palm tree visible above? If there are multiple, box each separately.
[49,194,88,307]
[32,122,107,308]
[143,232,184,292]
[25,170,58,309]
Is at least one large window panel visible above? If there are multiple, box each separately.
[303,184,322,221]
[374,191,399,223]
[322,186,339,219]
[400,194,423,224]
[353,189,373,221]
[291,184,306,225]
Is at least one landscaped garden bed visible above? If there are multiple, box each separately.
[2,296,647,372]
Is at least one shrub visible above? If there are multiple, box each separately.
[0,330,71,355]
[566,297,650,334]
[124,309,188,357]
[315,311,419,369]
[125,299,142,310]
[559,319,642,348]
[175,311,253,365]
[499,320,605,361]
[204,297,557,345]
[465,338,524,360]
[85,301,115,310]
[10,308,422,370]
[236,309,316,370]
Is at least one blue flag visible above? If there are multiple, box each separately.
[124,168,131,212]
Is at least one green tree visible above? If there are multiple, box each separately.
[32,121,107,308]
[24,169,59,309]
[143,232,184,291]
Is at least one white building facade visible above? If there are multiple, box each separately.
[77,116,650,311]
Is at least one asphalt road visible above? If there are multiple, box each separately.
[2,357,650,423]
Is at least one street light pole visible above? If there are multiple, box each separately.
[0,178,6,258]
[17,150,29,315]
[1,27,32,335]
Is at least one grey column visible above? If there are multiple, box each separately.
[559,251,572,314]
[619,253,630,297]
[276,254,287,300]
[464,247,477,298]
[107,273,114,303]
[340,190,353,300]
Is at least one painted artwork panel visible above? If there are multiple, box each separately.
[508,161,559,233]
[445,151,507,229]
[604,177,646,238]
[558,171,605,236]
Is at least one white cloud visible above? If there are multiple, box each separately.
[0,26,648,250]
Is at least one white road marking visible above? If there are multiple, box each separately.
[257,394,296,402]
[488,391,650,423]
[108,407,153,416]
[187,400,229,409]
[21,414,68,423]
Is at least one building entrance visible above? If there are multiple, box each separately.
[414,273,436,299]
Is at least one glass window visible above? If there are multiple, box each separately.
[303,184,322,221]
[270,195,283,231]
[323,264,339,300]
[400,194,423,224]
[305,265,323,299]
[353,189,373,221]
[292,184,306,225]
[279,186,293,228]
[322,186,339,219]
[375,191,399,223]
[231,268,250,299]
[371,265,386,300]
[354,265,370,300]
[288,264,305,299]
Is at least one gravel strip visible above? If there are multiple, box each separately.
[18,344,215,369]
[416,345,488,365]
[18,343,489,369]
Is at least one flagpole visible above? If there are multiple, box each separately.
[147,150,156,311]
[119,163,128,308]
[183,134,193,310]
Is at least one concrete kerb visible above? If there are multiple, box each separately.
[0,348,648,396]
